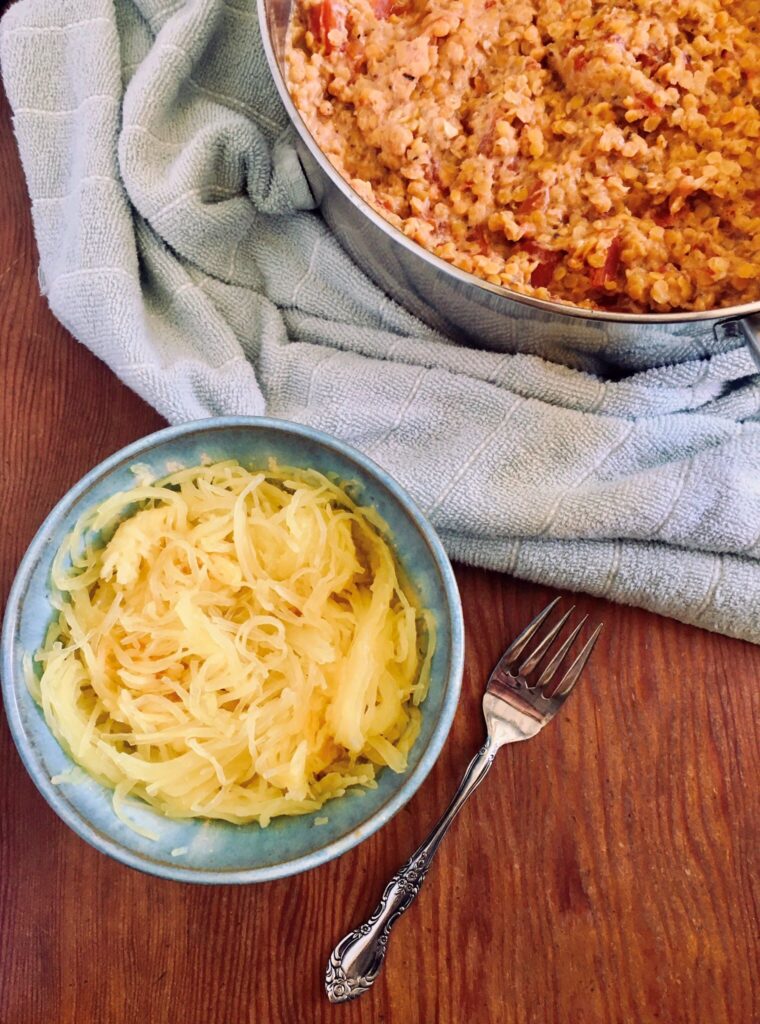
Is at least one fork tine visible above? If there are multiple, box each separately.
[551,623,603,698]
[499,597,561,669]
[535,615,588,689]
[518,606,574,679]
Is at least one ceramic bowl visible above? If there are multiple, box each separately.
[2,417,464,883]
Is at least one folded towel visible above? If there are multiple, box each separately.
[2,0,760,641]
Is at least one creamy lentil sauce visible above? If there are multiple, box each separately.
[286,0,760,312]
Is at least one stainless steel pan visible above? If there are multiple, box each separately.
[258,0,760,373]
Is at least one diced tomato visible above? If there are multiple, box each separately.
[573,50,590,71]
[345,38,367,72]
[519,241,560,288]
[477,127,495,157]
[371,0,409,16]
[635,50,665,71]
[590,236,622,289]
[308,0,347,51]
[307,3,325,40]
[471,73,488,96]
[530,252,560,287]
[518,183,549,215]
[472,224,491,255]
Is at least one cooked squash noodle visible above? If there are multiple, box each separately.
[29,461,435,828]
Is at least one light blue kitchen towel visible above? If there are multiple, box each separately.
[2,0,760,641]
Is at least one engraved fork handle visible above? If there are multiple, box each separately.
[325,735,498,1004]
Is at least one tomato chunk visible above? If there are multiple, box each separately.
[530,251,560,288]
[371,0,409,16]
[308,0,347,51]
[345,38,367,72]
[477,127,495,157]
[520,241,560,288]
[471,224,492,255]
[590,236,622,288]
[518,183,549,215]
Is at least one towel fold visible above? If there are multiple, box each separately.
[2,0,759,641]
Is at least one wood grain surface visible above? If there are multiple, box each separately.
[1,74,758,1024]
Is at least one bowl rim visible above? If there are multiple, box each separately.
[1,416,465,884]
[257,0,760,329]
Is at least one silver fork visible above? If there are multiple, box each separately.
[325,598,602,1004]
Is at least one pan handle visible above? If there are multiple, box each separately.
[714,314,760,369]
[739,315,760,369]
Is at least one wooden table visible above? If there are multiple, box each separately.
[1,77,758,1024]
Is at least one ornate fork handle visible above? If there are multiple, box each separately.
[325,737,498,1004]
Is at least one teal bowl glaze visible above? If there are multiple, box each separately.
[2,417,464,883]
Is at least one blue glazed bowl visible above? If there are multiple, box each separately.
[2,417,464,883]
